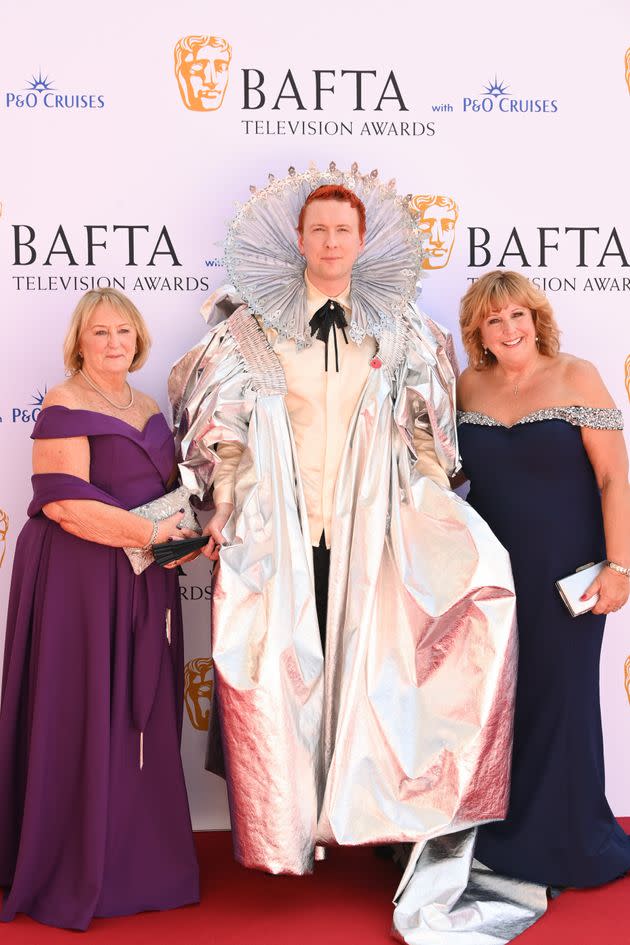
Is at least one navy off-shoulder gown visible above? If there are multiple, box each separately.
[458,405,630,888]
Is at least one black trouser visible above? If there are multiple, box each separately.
[312,532,330,651]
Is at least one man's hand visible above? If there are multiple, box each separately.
[202,502,234,561]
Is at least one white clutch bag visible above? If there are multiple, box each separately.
[123,485,201,575]
[555,561,605,617]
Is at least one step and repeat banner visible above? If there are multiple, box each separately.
[1,2,629,827]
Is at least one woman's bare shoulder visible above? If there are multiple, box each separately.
[41,378,84,410]
[456,366,484,410]
[556,353,615,407]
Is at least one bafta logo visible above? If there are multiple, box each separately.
[626,48,630,95]
[184,657,214,730]
[625,655,630,705]
[412,194,459,270]
[0,508,8,568]
[174,35,232,111]
[625,354,630,403]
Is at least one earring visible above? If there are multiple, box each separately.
[78,351,83,359]
[535,336,539,345]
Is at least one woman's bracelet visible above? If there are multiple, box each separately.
[146,520,160,547]
[607,561,630,577]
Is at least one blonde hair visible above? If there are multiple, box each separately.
[63,288,151,374]
[460,270,560,370]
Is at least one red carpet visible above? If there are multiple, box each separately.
[2,821,630,943]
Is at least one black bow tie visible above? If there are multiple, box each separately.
[309,299,348,372]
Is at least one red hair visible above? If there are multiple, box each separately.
[297,185,366,237]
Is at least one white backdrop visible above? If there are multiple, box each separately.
[1,0,629,828]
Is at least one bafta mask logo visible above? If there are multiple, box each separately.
[412,194,459,270]
[0,509,8,568]
[174,35,232,111]
[625,48,630,95]
[625,354,630,402]
[184,656,214,730]
[625,655,630,705]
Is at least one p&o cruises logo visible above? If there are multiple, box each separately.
[462,75,557,114]
[3,386,47,425]
[5,70,105,110]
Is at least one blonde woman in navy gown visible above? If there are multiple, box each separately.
[456,270,630,888]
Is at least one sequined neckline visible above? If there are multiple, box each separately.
[457,405,624,431]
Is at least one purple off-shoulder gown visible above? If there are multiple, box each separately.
[0,406,199,930]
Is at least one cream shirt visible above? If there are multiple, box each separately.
[212,275,448,547]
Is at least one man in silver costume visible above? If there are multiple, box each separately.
[169,164,547,943]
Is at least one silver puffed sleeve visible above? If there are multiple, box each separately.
[168,303,255,503]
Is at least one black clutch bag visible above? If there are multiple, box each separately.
[152,534,210,567]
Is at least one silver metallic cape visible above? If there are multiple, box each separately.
[170,288,519,885]
[392,830,549,944]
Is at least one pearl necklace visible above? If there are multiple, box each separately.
[79,368,134,410]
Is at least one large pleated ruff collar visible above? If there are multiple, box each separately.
[205,162,427,349]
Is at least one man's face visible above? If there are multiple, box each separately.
[297,199,364,290]
[180,45,230,111]
[419,202,457,269]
